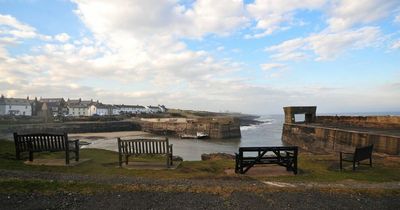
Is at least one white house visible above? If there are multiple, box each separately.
[89,103,110,116]
[118,105,146,114]
[146,105,161,114]
[67,104,89,116]
[66,98,93,116]
[0,96,32,116]
[111,105,121,115]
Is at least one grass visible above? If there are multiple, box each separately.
[1,139,400,183]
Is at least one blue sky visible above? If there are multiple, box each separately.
[1,0,400,114]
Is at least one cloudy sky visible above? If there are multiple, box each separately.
[1,0,399,114]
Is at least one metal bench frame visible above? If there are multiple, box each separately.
[13,132,79,165]
[117,137,173,168]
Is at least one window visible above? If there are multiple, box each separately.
[294,114,305,123]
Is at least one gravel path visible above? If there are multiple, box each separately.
[1,169,399,209]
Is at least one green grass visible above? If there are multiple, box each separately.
[1,139,400,183]
[271,154,400,183]
[0,140,235,179]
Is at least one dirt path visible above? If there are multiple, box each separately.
[1,169,399,210]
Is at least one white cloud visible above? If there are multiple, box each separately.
[395,15,400,23]
[260,63,286,71]
[216,46,224,51]
[267,27,382,61]
[391,40,400,49]
[73,0,247,39]
[327,0,400,31]
[54,33,70,42]
[0,14,37,39]
[245,0,325,38]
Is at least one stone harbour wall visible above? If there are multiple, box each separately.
[282,123,400,155]
[316,116,400,129]
[140,117,241,139]
[4,121,141,134]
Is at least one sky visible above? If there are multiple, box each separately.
[0,0,399,115]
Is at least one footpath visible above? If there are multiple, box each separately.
[1,169,399,210]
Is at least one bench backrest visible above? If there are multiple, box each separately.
[118,138,170,155]
[13,133,68,152]
[354,145,373,161]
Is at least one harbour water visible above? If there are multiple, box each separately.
[70,115,285,161]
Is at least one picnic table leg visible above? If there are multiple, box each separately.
[239,151,244,174]
[369,157,372,167]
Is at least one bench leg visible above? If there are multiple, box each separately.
[118,154,122,167]
[125,155,129,165]
[75,141,79,162]
[75,149,79,162]
[339,152,343,171]
[352,161,356,171]
[166,156,170,168]
[29,151,33,162]
[370,157,372,167]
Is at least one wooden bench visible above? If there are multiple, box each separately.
[117,137,173,168]
[235,146,298,175]
[13,132,79,165]
[340,144,373,171]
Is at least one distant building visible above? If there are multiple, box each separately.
[0,95,32,116]
[89,103,111,116]
[146,105,162,113]
[40,98,68,116]
[66,98,93,116]
[113,105,146,114]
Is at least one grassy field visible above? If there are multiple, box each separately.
[1,139,399,182]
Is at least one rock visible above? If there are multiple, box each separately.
[201,153,235,161]
[172,156,183,161]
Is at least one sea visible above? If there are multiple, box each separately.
[71,115,285,161]
[70,112,400,161]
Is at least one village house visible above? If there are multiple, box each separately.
[0,96,32,116]
[39,98,68,116]
[88,103,111,116]
[146,105,162,113]
[113,105,146,114]
[66,98,93,116]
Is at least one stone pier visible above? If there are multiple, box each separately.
[282,106,400,155]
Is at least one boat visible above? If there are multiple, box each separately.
[180,132,209,139]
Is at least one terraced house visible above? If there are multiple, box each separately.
[0,96,32,116]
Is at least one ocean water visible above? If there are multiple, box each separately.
[73,115,285,161]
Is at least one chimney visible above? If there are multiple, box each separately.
[27,96,29,100]
[1,94,4,99]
